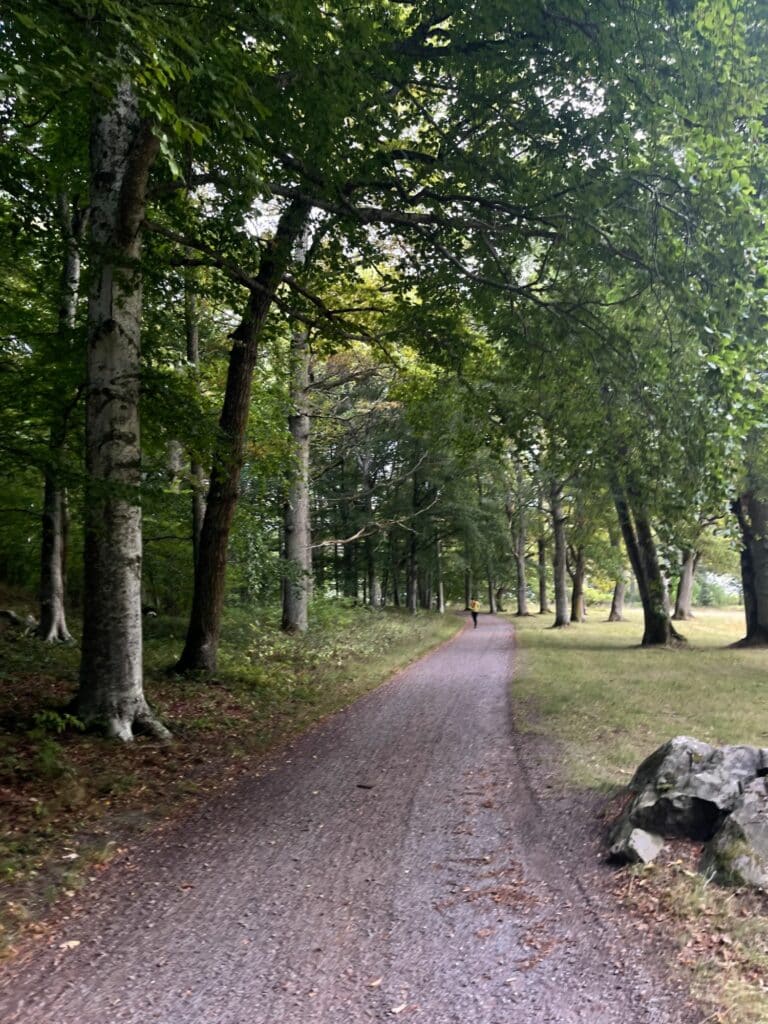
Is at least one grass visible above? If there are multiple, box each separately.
[0,597,462,954]
[512,606,768,1022]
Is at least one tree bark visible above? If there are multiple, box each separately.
[608,576,626,622]
[281,326,312,632]
[76,81,168,739]
[537,536,550,614]
[550,482,570,628]
[514,531,529,616]
[38,195,86,643]
[174,199,310,672]
[406,535,418,613]
[672,548,697,621]
[613,480,684,647]
[185,270,205,567]
[607,528,626,622]
[487,568,497,614]
[569,544,586,623]
[435,539,445,614]
[732,493,768,645]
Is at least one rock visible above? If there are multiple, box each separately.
[608,820,665,864]
[0,609,37,634]
[700,778,768,889]
[623,736,768,841]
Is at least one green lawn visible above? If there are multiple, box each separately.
[512,606,768,1023]
[512,607,768,790]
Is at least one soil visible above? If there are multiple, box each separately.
[0,615,699,1023]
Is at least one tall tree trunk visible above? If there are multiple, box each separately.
[389,532,401,608]
[281,325,312,632]
[732,492,768,645]
[569,545,586,623]
[550,482,570,628]
[464,566,472,610]
[419,567,432,611]
[185,270,205,567]
[406,534,418,613]
[406,477,419,613]
[613,480,684,647]
[38,195,86,643]
[608,576,626,622]
[537,536,550,614]
[435,539,445,614]
[487,568,497,614]
[509,462,529,616]
[175,199,310,672]
[672,548,697,621]
[515,533,529,616]
[607,528,626,622]
[75,81,167,739]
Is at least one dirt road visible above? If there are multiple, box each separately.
[0,615,695,1023]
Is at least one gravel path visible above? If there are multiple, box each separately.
[0,615,696,1023]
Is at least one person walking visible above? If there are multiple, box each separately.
[470,597,480,628]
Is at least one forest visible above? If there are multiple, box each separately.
[5,3,768,1020]
[1,0,767,741]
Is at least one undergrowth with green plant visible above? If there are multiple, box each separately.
[512,607,768,1023]
[0,599,461,954]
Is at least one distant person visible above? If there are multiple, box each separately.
[470,598,480,628]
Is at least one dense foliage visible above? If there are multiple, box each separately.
[1,0,767,736]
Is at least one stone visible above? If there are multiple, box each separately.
[608,820,665,864]
[700,778,768,890]
[623,736,768,841]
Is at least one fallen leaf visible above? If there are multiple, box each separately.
[391,1004,408,1015]
[59,940,80,950]
[369,977,383,988]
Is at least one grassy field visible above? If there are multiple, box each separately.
[0,600,462,954]
[512,607,768,1023]
[512,607,768,789]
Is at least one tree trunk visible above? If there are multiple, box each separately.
[613,480,684,647]
[510,472,529,616]
[185,270,205,567]
[389,532,401,607]
[464,566,472,610]
[175,199,309,672]
[406,536,418,613]
[515,535,529,616]
[281,326,312,632]
[569,545,586,623]
[607,528,626,622]
[608,576,626,622]
[672,548,697,621]
[38,196,86,643]
[487,569,497,614]
[435,539,445,614]
[550,483,570,628]
[732,493,768,645]
[537,536,550,614]
[75,81,168,739]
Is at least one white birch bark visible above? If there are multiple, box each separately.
[76,80,167,739]
[281,326,313,632]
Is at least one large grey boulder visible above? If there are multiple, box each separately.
[619,736,768,841]
[700,778,768,889]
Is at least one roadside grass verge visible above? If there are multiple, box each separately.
[512,607,768,1023]
[0,600,462,955]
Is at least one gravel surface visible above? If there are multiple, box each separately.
[0,615,698,1023]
